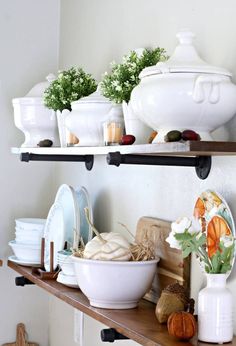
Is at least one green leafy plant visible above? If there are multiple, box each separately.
[166,217,235,274]
[100,48,168,104]
[43,67,97,112]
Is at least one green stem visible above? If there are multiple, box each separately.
[197,247,212,271]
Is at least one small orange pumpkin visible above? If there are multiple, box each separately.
[207,215,231,258]
[167,311,197,340]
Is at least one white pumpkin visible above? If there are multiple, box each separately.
[84,232,131,261]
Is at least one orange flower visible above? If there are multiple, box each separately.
[207,215,231,258]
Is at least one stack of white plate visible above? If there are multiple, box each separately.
[8,218,45,266]
[57,250,79,288]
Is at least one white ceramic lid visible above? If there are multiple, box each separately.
[26,74,56,97]
[12,74,56,104]
[140,30,231,78]
[71,87,111,108]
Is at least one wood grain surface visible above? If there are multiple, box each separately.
[2,323,39,346]
[7,260,236,346]
[136,217,190,303]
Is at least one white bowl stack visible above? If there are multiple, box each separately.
[57,250,78,288]
[9,218,46,264]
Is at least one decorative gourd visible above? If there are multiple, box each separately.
[155,283,194,324]
[84,207,131,261]
[167,311,197,340]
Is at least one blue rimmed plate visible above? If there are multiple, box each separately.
[75,186,93,244]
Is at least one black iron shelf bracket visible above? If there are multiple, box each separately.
[106,152,211,180]
[20,152,94,171]
[15,276,35,287]
[101,328,129,342]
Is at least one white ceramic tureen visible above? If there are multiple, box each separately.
[130,30,236,141]
[65,88,122,146]
[12,74,60,147]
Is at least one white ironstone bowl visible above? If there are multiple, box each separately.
[72,257,159,309]
[9,240,41,262]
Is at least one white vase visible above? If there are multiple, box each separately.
[122,101,153,144]
[198,274,233,343]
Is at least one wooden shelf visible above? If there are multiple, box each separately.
[8,260,236,346]
[12,141,236,157]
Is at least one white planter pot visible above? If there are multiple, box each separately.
[12,75,60,147]
[56,110,68,147]
[198,274,233,343]
[122,101,153,144]
[130,31,236,142]
[13,99,59,147]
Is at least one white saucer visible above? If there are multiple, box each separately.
[8,255,41,267]
[57,271,79,288]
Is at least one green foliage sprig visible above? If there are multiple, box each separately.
[167,217,235,274]
[100,48,168,104]
[175,231,235,274]
[43,67,97,112]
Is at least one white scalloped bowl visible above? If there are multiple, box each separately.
[15,231,43,245]
[9,240,41,262]
[15,218,46,231]
[72,257,159,309]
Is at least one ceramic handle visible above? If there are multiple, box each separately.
[193,75,222,104]
[176,30,195,45]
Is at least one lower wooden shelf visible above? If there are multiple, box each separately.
[8,260,236,346]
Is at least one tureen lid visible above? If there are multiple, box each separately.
[25,74,56,97]
[12,74,56,105]
[12,73,56,105]
[71,87,111,106]
[140,30,231,78]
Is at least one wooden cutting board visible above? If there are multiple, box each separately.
[136,217,190,303]
[2,323,39,346]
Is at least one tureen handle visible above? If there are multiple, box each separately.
[176,30,195,45]
[193,75,222,104]
[46,73,56,83]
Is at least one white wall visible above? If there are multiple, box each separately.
[49,1,236,345]
[0,1,60,345]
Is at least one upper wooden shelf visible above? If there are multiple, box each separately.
[8,260,236,346]
[12,141,236,157]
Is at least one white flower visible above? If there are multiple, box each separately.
[166,232,182,250]
[171,217,190,234]
[166,217,201,250]
[171,217,200,235]
[220,235,234,248]
[111,80,119,87]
